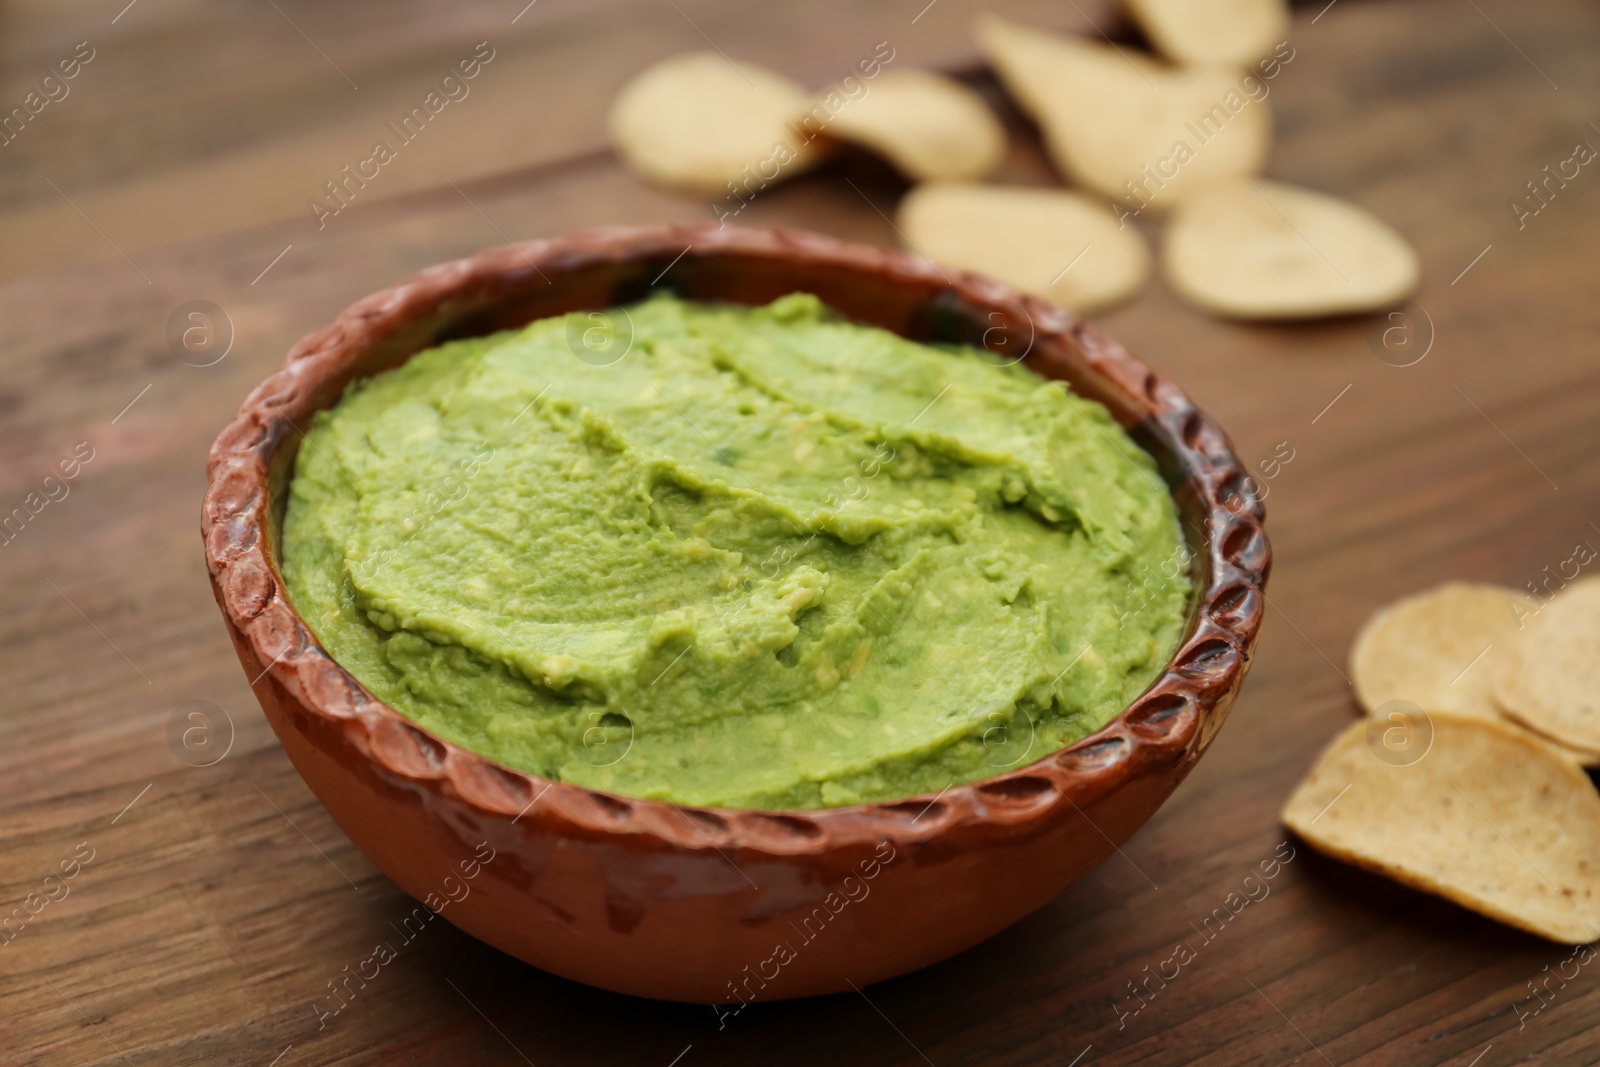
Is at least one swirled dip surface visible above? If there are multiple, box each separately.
[281,294,1190,809]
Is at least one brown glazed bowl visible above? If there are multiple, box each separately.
[203,223,1268,1004]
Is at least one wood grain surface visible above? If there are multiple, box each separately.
[2,0,1598,1064]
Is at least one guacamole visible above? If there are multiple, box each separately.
[281,293,1190,809]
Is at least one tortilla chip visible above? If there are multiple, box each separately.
[817,69,1006,182]
[898,183,1150,316]
[609,52,825,196]
[1163,178,1419,319]
[1283,715,1600,943]
[1494,576,1600,753]
[1348,581,1599,765]
[1127,0,1289,65]
[1351,582,1537,720]
[975,14,1269,211]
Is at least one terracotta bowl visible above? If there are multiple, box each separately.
[203,223,1269,1004]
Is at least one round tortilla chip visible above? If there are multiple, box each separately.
[975,15,1270,211]
[1493,576,1600,753]
[1351,581,1600,766]
[818,69,1006,182]
[1351,582,1537,721]
[1485,679,1600,765]
[1126,0,1289,65]
[898,183,1150,316]
[609,52,825,196]
[1283,714,1600,944]
[1164,178,1420,319]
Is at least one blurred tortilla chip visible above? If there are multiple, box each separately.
[1494,576,1600,754]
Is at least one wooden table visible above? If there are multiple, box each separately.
[4,0,1598,1063]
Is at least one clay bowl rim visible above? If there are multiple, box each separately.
[203,222,1270,858]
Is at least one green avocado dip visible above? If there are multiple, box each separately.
[281,293,1190,810]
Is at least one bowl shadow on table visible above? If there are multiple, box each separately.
[403,839,1565,1061]
[409,848,1146,1064]
[415,915,913,1063]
